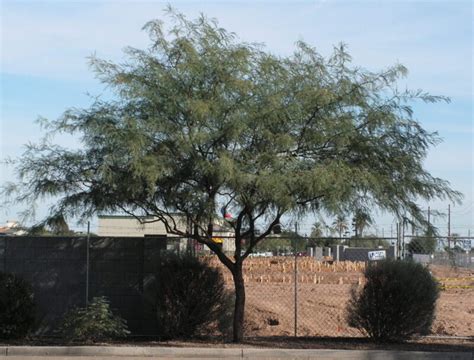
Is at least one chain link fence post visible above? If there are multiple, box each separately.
[294,239,298,337]
[85,221,90,307]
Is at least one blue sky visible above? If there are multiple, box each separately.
[1,0,472,236]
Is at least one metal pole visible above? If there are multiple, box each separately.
[86,221,90,307]
[448,204,451,249]
[294,222,298,337]
[396,222,400,260]
[427,206,431,228]
[402,220,405,259]
[3,237,8,272]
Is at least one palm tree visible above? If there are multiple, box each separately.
[310,221,324,238]
[332,215,348,239]
[353,210,372,237]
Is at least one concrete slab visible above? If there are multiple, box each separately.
[1,358,209,360]
[242,348,473,359]
[1,346,472,359]
[5,346,242,358]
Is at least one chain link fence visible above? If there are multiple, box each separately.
[208,235,473,338]
[1,235,472,338]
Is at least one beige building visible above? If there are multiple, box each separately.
[97,215,235,253]
[98,214,187,237]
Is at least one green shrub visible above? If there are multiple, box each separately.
[0,272,36,339]
[346,259,439,342]
[407,236,437,254]
[60,296,130,342]
[155,255,231,339]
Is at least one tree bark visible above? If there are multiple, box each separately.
[231,261,245,343]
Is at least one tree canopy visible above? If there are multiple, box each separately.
[3,9,462,341]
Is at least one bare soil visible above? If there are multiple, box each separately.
[3,259,471,352]
[205,257,474,338]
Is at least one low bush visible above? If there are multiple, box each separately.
[155,255,231,339]
[346,259,439,342]
[60,296,130,342]
[406,236,437,254]
[0,271,36,339]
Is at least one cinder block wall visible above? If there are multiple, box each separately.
[0,236,166,335]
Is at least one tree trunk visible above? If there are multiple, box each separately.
[231,262,245,343]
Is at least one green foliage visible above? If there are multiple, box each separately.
[60,296,130,342]
[253,237,292,253]
[332,216,349,238]
[27,214,76,236]
[3,9,461,244]
[346,260,439,342]
[309,221,343,247]
[155,255,231,339]
[310,222,325,238]
[308,237,342,248]
[407,236,437,254]
[352,210,372,237]
[2,8,463,342]
[0,272,36,339]
[253,231,306,253]
[346,237,390,248]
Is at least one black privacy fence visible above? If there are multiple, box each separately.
[0,235,472,338]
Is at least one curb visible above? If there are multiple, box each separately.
[0,346,472,359]
[2,346,241,358]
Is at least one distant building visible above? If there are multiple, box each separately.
[0,220,27,236]
[97,215,235,253]
[98,214,187,237]
[206,222,236,253]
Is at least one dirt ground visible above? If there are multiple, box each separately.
[206,257,474,338]
[243,282,474,338]
[1,259,471,353]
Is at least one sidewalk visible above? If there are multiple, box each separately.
[0,346,472,359]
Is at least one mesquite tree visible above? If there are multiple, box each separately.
[3,10,462,342]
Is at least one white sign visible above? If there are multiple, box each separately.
[368,250,386,261]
